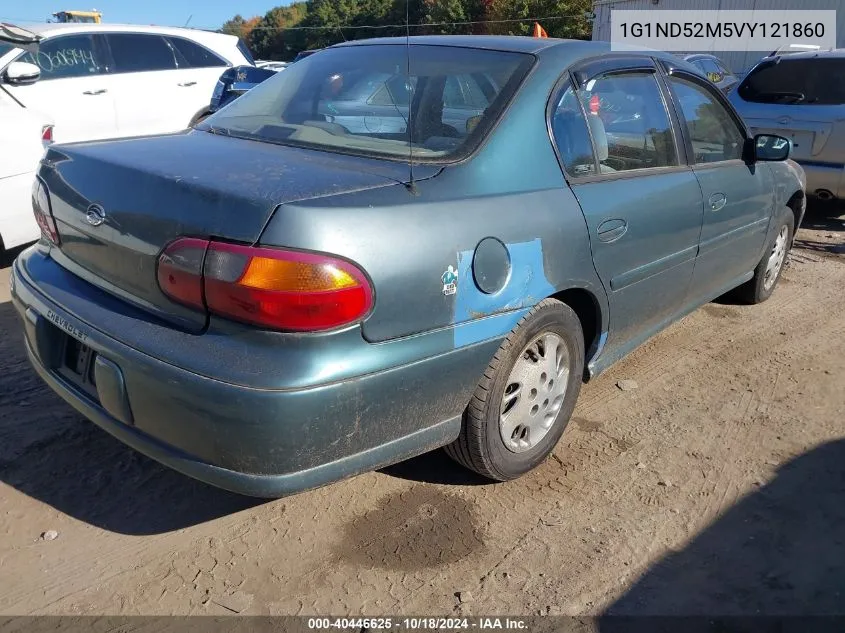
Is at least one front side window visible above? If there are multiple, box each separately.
[738,57,845,105]
[16,34,104,80]
[199,44,533,161]
[550,84,596,176]
[168,37,226,68]
[580,72,678,172]
[670,77,745,163]
[107,33,176,73]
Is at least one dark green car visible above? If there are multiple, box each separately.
[12,36,804,498]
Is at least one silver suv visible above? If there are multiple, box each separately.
[730,50,845,208]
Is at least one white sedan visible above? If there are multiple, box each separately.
[0,25,52,255]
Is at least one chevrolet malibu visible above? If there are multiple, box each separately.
[11,36,805,498]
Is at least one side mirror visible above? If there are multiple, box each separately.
[4,61,41,86]
[753,133,791,161]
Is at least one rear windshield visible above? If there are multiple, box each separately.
[198,44,534,162]
[738,57,845,105]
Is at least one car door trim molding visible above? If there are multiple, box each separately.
[697,216,770,256]
[609,244,698,292]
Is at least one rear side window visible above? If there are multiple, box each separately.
[168,37,226,68]
[17,34,104,80]
[580,72,678,172]
[107,33,176,73]
[550,85,596,177]
[670,77,745,163]
[738,58,845,105]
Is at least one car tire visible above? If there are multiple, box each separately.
[737,207,794,305]
[445,298,584,481]
[190,111,211,127]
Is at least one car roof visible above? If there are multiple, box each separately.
[5,21,236,46]
[332,35,601,55]
[683,53,720,61]
[763,48,845,61]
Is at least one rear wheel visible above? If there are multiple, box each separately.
[445,299,584,481]
[737,208,794,304]
[190,111,212,127]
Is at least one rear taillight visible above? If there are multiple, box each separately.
[157,238,374,332]
[31,178,60,245]
[156,237,207,310]
[41,125,54,144]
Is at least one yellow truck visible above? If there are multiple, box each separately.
[52,10,102,24]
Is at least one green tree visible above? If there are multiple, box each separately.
[248,3,309,60]
[220,14,247,38]
[487,0,591,39]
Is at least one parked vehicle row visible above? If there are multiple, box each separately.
[9,36,804,498]
[0,21,254,255]
[0,22,252,144]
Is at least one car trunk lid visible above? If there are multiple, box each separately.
[39,130,414,333]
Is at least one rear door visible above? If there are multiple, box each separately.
[166,35,230,125]
[666,70,772,299]
[730,56,845,196]
[5,32,117,143]
[104,32,187,137]
[552,57,704,353]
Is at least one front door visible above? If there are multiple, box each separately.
[667,72,772,300]
[550,60,704,359]
[5,33,117,143]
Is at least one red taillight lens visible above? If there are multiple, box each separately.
[42,125,54,144]
[157,239,374,332]
[589,94,600,115]
[31,178,60,245]
[156,237,207,310]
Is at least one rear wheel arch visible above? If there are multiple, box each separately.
[785,189,805,243]
[550,286,605,380]
[189,109,212,127]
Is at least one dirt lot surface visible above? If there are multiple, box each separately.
[1,213,843,617]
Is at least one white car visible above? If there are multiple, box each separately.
[0,89,53,255]
[0,26,52,255]
[0,22,254,144]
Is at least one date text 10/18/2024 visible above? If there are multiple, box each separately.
[307,618,528,630]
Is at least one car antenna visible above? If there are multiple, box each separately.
[404,0,418,195]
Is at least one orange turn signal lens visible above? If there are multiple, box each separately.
[238,257,359,292]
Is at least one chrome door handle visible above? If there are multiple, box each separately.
[178,81,197,87]
[82,89,107,95]
[709,193,727,211]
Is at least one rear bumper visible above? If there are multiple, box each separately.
[11,249,511,498]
